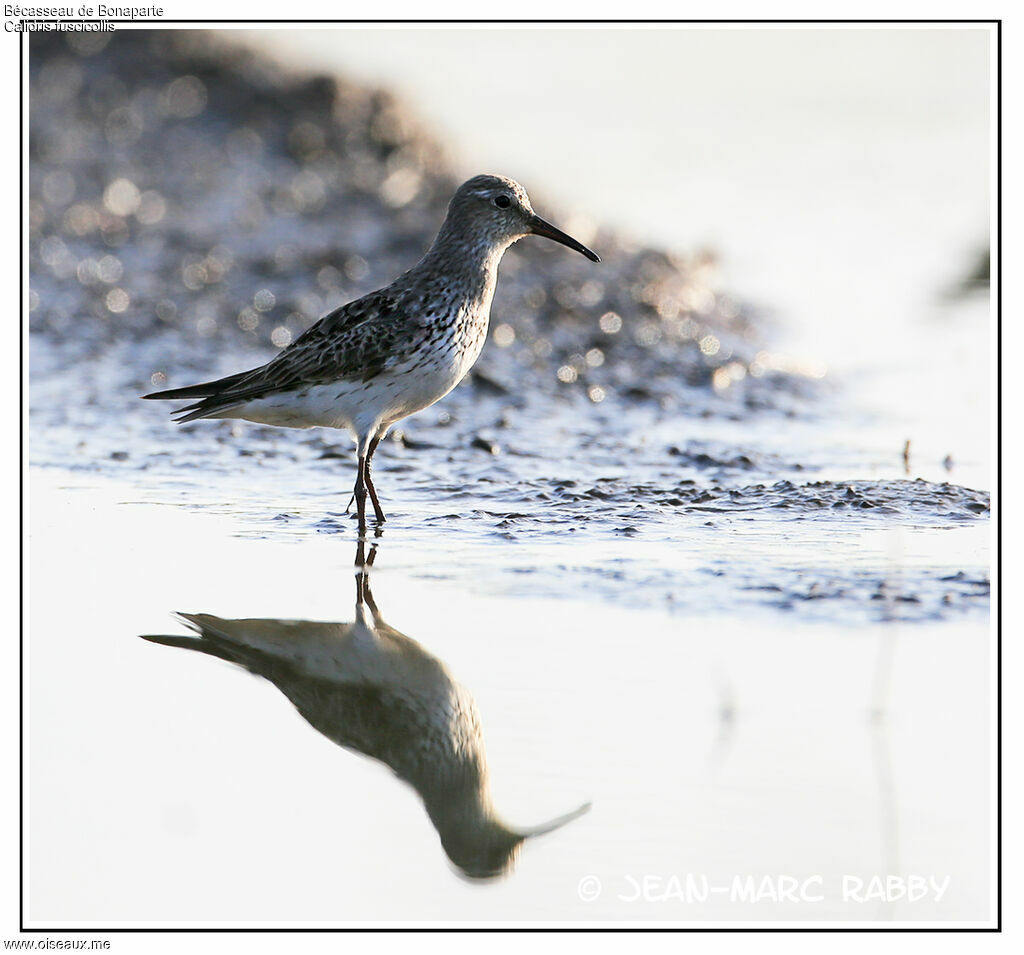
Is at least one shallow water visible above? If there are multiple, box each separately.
[25,313,993,924]
[27,474,992,925]
[25,29,994,927]
[30,320,990,629]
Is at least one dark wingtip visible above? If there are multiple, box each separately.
[141,388,182,400]
[138,633,198,649]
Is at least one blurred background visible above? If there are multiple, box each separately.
[246,27,990,337]
[241,26,991,483]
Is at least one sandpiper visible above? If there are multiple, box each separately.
[144,174,600,528]
[141,539,590,879]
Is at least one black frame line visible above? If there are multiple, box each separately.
[16,16,1003,933]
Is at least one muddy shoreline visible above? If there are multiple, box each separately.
[28,29,990,627]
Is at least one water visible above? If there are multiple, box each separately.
[27,474,991,924]
[25,28,994,926]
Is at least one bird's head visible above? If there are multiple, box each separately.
[446,174,600,262]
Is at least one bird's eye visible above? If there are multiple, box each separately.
[494,195,511,209]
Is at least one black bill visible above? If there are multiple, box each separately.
[529,214,601,262]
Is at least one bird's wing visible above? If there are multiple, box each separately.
[256,287,411,389]
[167,288,414,421]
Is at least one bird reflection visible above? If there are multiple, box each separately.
[141,537,589,880]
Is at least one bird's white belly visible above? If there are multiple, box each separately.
[231,342,479,437]
[376,347,476,425]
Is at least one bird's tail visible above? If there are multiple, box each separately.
[140,613,247,665]
[142,370,250,401]
[141,370,256,422]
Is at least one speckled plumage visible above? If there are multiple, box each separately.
[144,174,600,527]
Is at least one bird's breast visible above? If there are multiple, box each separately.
[381,305,489,415]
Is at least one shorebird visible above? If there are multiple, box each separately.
[141,540,590,879]
[144,174,600,527]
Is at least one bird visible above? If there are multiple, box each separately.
[143,174,600,528]
[140,539,590,879]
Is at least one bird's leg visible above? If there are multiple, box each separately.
[353,524,382,624]
[354,538,367,602]
[353,454,368,532]
[363,435,387,524]
[361,540,382,618]
[354,536,372,606]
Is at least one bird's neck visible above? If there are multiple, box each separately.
[417,224,513,308]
